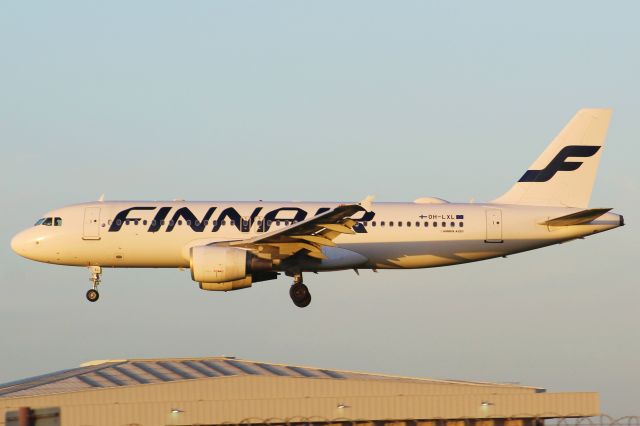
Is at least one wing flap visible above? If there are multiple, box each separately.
[291,235,337,247]
[226,197,373,260]
[318,223,356,234]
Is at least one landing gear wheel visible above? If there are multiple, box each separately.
[290,283,311,308]
[86,289,100,302]
[295,293,311,308]
[87,266,102,303]
[289,283,308,301]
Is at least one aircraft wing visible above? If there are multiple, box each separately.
[226,196,373,260]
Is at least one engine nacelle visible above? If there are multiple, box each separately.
[199,276,253,291]
[190,245,273,288]
[199,272,279,292]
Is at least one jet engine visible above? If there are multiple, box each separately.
[190,245,275,291]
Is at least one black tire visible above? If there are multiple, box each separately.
[294,293,311,308]
[86,289,100,302]
[289,283,309,303]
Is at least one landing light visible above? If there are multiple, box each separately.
[171,408,183,414]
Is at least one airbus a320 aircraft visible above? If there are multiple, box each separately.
[11,109,624,307]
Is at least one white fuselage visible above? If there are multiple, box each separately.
[9,109,624,307]
[10,201,623,271]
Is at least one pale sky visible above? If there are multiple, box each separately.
[0,1,638,417]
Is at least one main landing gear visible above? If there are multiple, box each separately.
[289,273,311,308]
[86,266,102,302]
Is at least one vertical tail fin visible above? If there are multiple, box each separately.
[492,108,612,208]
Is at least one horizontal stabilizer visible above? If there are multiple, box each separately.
[542,208,612,226]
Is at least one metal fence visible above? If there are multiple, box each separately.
[553,416,640,426]
[210,416,640,426]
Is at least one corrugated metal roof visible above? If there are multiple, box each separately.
[0,356,544,399]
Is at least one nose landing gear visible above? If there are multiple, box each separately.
[86,266,102,302]
[289,273,311,308]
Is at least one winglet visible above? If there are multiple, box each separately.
[359,195,375,211]
[98,194,105,202]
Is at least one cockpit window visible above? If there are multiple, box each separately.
[35,217,62,226]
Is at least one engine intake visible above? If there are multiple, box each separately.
[190,246,273,290]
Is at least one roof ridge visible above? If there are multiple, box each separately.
[235,358,540,389]
[79,359,128,367]
[76,357,540,389]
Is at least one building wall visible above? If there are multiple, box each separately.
[0,376,599,426]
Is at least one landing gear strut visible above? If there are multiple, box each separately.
[86,266,102,302]
[289,273,311,308]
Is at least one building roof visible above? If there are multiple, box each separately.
[0,356,542,399]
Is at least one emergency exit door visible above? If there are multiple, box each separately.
[83,207,101,240]
[485,209,503,243]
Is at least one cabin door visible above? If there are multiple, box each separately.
[83,207,101,240]
[485,209,503,243]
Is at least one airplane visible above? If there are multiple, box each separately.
[10,109,624,307]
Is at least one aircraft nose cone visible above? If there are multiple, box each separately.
[10,231,27,257]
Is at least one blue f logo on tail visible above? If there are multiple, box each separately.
[519,145,600,183]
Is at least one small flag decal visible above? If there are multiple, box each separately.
[456,215,464,219]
